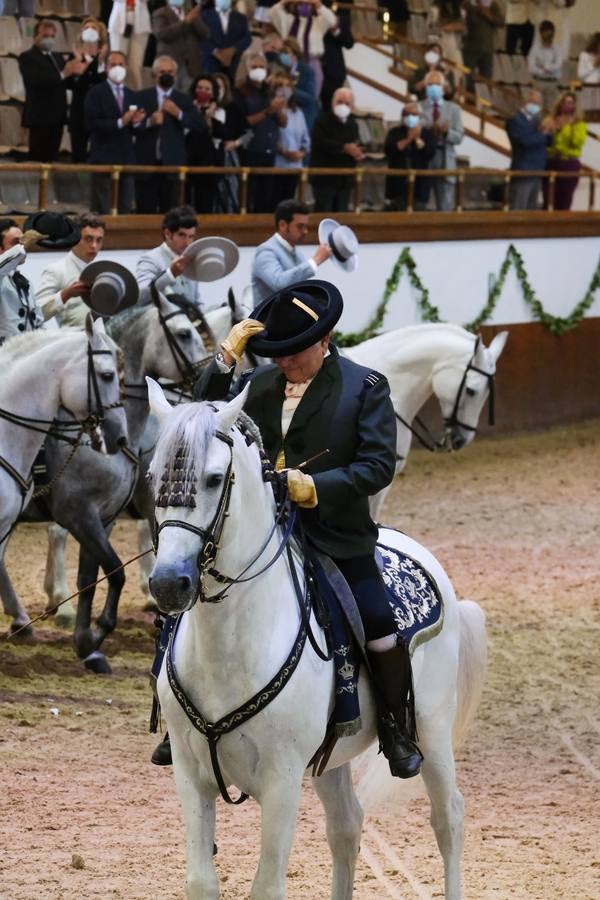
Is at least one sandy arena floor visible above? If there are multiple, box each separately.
[0,421,599,899]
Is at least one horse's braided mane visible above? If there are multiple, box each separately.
[235,410,264,452]
[0,327,85,364]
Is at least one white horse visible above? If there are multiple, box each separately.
[345,324,508,517]
[146,380,487,900]
[0,318,127,633]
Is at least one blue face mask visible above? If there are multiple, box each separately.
[279,52,292,67]
[525,102,541,117]
[405,114,420,129]
[426,83,443,102]
[216,0,231,10]
[169,0,184,6]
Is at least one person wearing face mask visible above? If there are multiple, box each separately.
[68,18,109,163]
[84,50,146,214]
[409,42,455,101]
[186,74,223,213]
[135,54,206,214]
[463,0,504,93]
[278,37,319,133]
[418,71,464,211]
[273,74,311,207]
[200,0,252,81]
[310,88,364,212]
[269,0,338,98]
[234,54,288,213]
[544,91,586,211]
[18,19,89,162]
[151,0,209,91]
[108,0,151,91]
[0,221,44,346]
[384,103,436,211]
[506,89,555,210]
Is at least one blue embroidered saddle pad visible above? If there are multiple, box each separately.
[375,543,445,654]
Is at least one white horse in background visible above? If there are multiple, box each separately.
[146,380,487,900]
[345,324,508,517]
[0,318,127,633]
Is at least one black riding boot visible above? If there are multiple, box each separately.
[368,642,423,779]
[151,732,172,766]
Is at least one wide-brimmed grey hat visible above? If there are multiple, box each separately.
[182,236,239,282]
[80,260,139,316]
[318,218,359,273]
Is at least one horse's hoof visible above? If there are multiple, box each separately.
[75,627,103,660]
[55,607,76,630]
[83,652,112,675]
[9,621,34,638]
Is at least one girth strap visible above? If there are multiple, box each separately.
[0,454,32,496]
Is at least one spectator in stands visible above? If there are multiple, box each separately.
[108,0,151,91]
[234,54,288,212]
[211,71,249,211]
[385,0,410,37]
[463,0,504,92]
[135,55,205,214]
[506,88,554,209]
[69,18,109,164]
[36,213,105,328]
[384,102,436,211]
[251,198,332,304]
[19,19,89,162]
[235,32,283,88]
[280,37,320,133]
[186,74,223,213]
[528,19,563,111]
[136,205,203,312]
[577,33,600,84]
[273,72,311,206]
[85,50,145,215]
[410,42,456,100]
[545,90,586,210]
[269,0,338,99]
[200,0,252,82]
[151,0,209,91]
[320,0,354,109]
[0,220,42,345]
[310,87,363,212]
[532,0,576,61]
[505,0,536,57]
[429,0,465,70]
[419,71,464,211]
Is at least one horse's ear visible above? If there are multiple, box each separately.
[84,312,94,341]
[146,377,172,426]
[488,330,508,363]
[215,384,250,434]
[93,316,106,336]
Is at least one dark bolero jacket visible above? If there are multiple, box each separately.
[194,344,397,559]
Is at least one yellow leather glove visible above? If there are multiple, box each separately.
[221,318,265,363]
[287,469,318,508]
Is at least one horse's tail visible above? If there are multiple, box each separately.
[453,598,487,747]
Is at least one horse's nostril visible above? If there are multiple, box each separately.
[178,575,192,592]
[117,435,128,448]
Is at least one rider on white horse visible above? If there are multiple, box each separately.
[152,279,423,779]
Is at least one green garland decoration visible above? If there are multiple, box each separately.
[335,243,600,346]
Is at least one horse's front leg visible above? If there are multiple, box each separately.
[311,763,363,900]
[44,523,76,627]
[251,771,304,900]
[0,547,33,634]
[170,734,220,900]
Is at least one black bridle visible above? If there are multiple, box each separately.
[443,336,496,435]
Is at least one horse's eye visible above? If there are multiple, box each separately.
[100,371,115,382]
[177,329,191,340]
[206,474,223,488]
[466,387,476,397]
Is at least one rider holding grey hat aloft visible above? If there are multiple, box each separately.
[177,280,422,779]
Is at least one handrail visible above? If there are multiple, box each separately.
[0,162,596,214]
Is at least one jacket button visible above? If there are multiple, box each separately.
[18,323,25,331]
[18,307,25,317]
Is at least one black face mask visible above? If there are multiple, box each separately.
[158,73,175,89]
[265,50,279,62]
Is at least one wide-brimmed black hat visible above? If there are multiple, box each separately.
[248,280,343,358]
[22,212,80,249]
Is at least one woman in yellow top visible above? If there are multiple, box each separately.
[545,91,587,210]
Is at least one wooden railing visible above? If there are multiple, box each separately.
[0,162,597,215]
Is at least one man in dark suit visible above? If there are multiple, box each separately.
[151,1,208,89]
[320,2,354,110]
[200,0,252,82]
[507,88,554,210]
[85,50,147,214]
[134,54,206,213]
[19,19,89,161]
[187,280,423,781]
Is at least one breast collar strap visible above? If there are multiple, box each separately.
[444,337,496,434]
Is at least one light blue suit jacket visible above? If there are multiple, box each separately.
[251,234,315,306]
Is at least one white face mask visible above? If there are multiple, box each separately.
[425,50,440,65]
[249,67,267,83]
[81,27,100,43]
[333,103,351,121]
[38,35,56,51]
[108,64,127,84]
